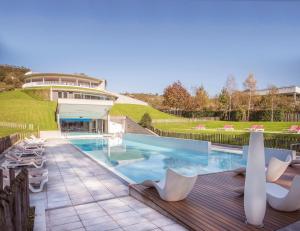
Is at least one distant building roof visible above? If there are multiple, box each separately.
[255,86,300,96]
[24,72,104,83]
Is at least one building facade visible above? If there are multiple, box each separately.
[23,72,119,133]
[255,86,300,103]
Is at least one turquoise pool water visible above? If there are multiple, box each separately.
[70,135,246,183]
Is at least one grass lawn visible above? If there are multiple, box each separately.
[0,90,57,131]
[110,104,299,134]
[110,104,177,122]
[154,120,300,134]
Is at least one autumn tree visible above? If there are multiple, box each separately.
[194,85,209,110]
[224,75,237,120]
[243,74,257,121]
[163,81,192,111]
[0,64,30,91]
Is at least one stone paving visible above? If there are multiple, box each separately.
[30,139,187,231]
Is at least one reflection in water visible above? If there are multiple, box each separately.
[71,137,245,183]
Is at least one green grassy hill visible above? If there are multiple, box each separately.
[109,104,177,122]
[0,89,298,137]
[0,90,57,132]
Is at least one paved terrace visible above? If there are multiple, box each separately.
[30,139,187,231]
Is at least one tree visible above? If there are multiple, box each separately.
[0,64,30,91]
[194,85,209,110]
[139,113,152,128]
[225,75,237,120]
[267,85,279,122]
[243,74,257,121]
[217,88,230,120]
[163,81,192,111]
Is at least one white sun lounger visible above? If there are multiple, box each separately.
[5,152,46,163]
[24,138,44,147]
[15,144,45,155]
[141,168,198,201]
[29,174,48,193]
[7,149,44,159]
[1,159,46,169]
[0,167,48,192]
[30,135,46,143]
[266,175,300,212]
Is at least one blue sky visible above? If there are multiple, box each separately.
[0,0,299,95]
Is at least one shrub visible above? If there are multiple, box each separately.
[22,89,50,101]
[139,113,152,128]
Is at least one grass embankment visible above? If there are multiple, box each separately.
[0,90,57,135]
[154,121,300,134]
[110,104,177,122]
[110,104,299,133]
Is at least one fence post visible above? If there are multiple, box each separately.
[0,169,3,190]
[9,169,15,186]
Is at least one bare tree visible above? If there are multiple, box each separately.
[225,75,237,120]
[268,85,279,122]
[243,74,257,121]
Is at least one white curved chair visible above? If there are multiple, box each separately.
[141,168,197,202]
[266,155,292,182]
[233,155,292,182]
[266,175,300,212]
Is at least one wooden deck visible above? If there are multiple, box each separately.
[129,165,300,231]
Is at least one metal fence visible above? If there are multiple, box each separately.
[150,127,300,150]
[0,122,35,130]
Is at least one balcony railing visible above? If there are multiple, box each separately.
[22,81,100,89]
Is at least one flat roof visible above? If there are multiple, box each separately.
[24,72,104,83]
[255,85,300,95]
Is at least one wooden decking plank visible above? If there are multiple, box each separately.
[130,166,300,231]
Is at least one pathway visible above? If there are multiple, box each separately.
[30,139,187,231]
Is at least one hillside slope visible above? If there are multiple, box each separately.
[110,104,176,122]
[0,90,57,130]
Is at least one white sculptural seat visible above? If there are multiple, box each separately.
[141,168,198,202]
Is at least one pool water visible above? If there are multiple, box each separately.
[70,136,246,183]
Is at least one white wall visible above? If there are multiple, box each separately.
[108,121,125,134]
[125,133,211,153]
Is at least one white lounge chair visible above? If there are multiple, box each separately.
[15,144,44,155]
[6,149,44,159]
[29,175,48,193]
[30,135,46,143]
[1,159,46,169]
[141,168,197,201]
[266,175,300,212]
[24,138,44,147]
[5,152,46,163]
[266,156,292,182]
[0,167,48,190]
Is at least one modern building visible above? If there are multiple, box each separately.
[255,85,300,102]
[23,72,147,133]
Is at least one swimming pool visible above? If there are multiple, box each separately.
[70,134,246,183]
